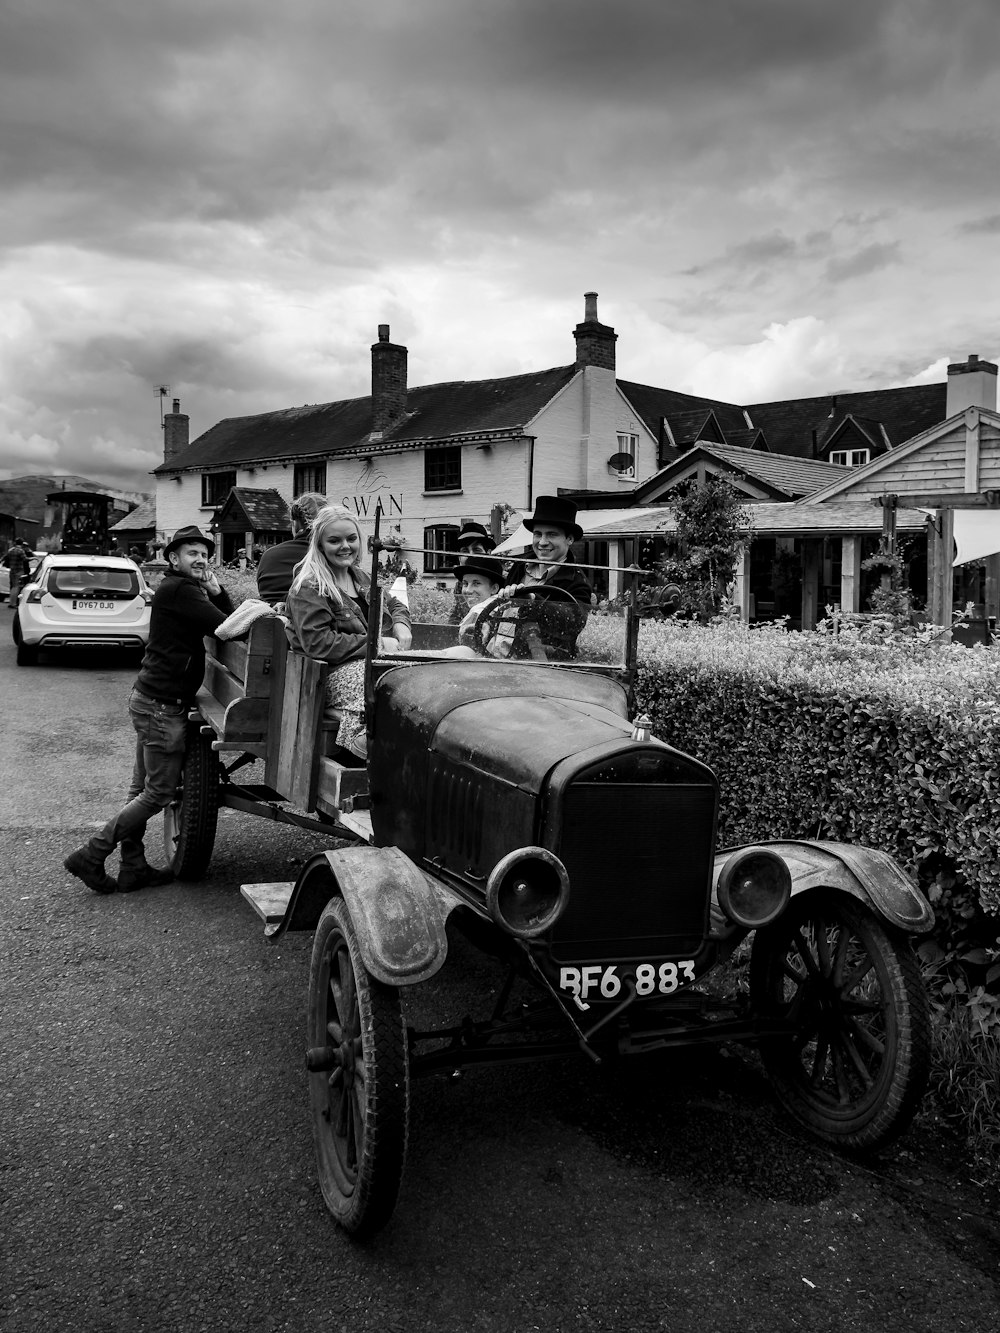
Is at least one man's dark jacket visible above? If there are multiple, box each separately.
[502,551,592,659]
[134,571,233,705]
[256,536,309,605]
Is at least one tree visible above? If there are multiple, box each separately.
[657,474,751,619]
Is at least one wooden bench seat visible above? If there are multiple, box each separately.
[199,616,279,754]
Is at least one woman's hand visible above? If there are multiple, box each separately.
[392,622,412,651]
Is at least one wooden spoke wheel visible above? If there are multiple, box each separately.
[162,724,220,880]
[307,897,409,1238]
[750,890,930,1150]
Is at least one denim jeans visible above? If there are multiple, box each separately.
[87,689,188,869]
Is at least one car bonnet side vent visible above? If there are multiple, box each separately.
[426,759,484,868]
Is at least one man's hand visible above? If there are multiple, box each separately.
[499,583,526,602]
[193,567,222,597]
[392,622,413,651]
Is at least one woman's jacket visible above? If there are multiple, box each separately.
[284,567,410,665]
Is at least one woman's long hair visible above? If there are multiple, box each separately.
[289,505,363,606]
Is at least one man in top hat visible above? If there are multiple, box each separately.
[500,496,591,659]
[63,525,234,895]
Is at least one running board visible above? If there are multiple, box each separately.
[241,881,295,925]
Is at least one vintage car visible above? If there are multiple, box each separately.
[167,521,934,1239]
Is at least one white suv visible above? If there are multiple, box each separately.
[12,554,152,665]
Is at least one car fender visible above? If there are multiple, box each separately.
[713,839,934,934]
[272,845,464,985]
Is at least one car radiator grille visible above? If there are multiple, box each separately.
[548,783,716,960]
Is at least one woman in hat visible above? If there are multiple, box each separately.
[500,496,591,659]
[283,505,411,761]
[447,520,498,624]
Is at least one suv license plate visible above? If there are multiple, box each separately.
[73,600,116,612]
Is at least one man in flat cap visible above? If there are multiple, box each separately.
[64,526,233,895]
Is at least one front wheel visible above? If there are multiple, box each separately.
[749,890,930,1151]
[307,897,409,1238]
[163,724,220,879]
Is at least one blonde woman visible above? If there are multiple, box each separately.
[284,506,411,760]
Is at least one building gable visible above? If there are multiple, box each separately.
[802,407,1000,505]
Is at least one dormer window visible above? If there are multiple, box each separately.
[829,449,870,467]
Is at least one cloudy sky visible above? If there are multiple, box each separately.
[2,0,999,494]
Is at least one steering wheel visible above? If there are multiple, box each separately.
[470,583,583,661]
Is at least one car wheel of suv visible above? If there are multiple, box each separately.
[15,626,38,666]
[749,889,930,1151]
[163,724,220,879]
[307,896,409,1238]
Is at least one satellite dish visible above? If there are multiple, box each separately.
[608,452,635,473]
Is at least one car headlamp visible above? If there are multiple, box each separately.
[716,848,792,929]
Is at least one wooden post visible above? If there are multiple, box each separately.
[607,540,625,600]
[986,553,1000,627]
[801,541,820,630]
[928,509,955,627]
[841,536,861,613]
[733,542,750,623]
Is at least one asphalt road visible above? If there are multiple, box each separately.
[1,628,998,1333]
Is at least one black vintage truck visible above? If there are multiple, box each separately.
[164,531,933,1238]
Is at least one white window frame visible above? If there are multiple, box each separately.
[829,448,870,467]
[614,432,638,479]
[423,524,459,574]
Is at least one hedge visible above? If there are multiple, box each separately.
[634,620,1000,916]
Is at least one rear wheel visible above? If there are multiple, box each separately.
[163,724,220,879]
[750,890,930,1150]
[14,621,38,666]
[307,896,409,1238]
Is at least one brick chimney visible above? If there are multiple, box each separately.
[163,398,189,464]
[371,324,408,435]
[946,353,998,416]
[573,291,617,371]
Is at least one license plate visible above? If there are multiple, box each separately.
[73,600,116,612]
[557,960,697,1010]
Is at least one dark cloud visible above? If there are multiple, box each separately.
[959,214,1000,235]
[2,0,1000,490]
[825,241,900,283]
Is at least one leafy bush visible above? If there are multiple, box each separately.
[635,618,1000,917]
[635,618,1000,1173]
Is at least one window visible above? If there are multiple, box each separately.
[424,446,462,492]
[829,449,870,467]
[202,471,237,506]
[423,524,459,574]
[294,462,327,494]
[615,432,638,478]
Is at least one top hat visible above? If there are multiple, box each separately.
[163,525,216,559]
[453,556,503,586]
[523,495,583,543]
[456,521,495,550]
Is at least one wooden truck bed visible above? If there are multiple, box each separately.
[197,615,369,817]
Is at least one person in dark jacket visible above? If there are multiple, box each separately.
[500,496,591,660]
[256,491,328,605]
[5,541,31,608]
[63,526,233,895]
